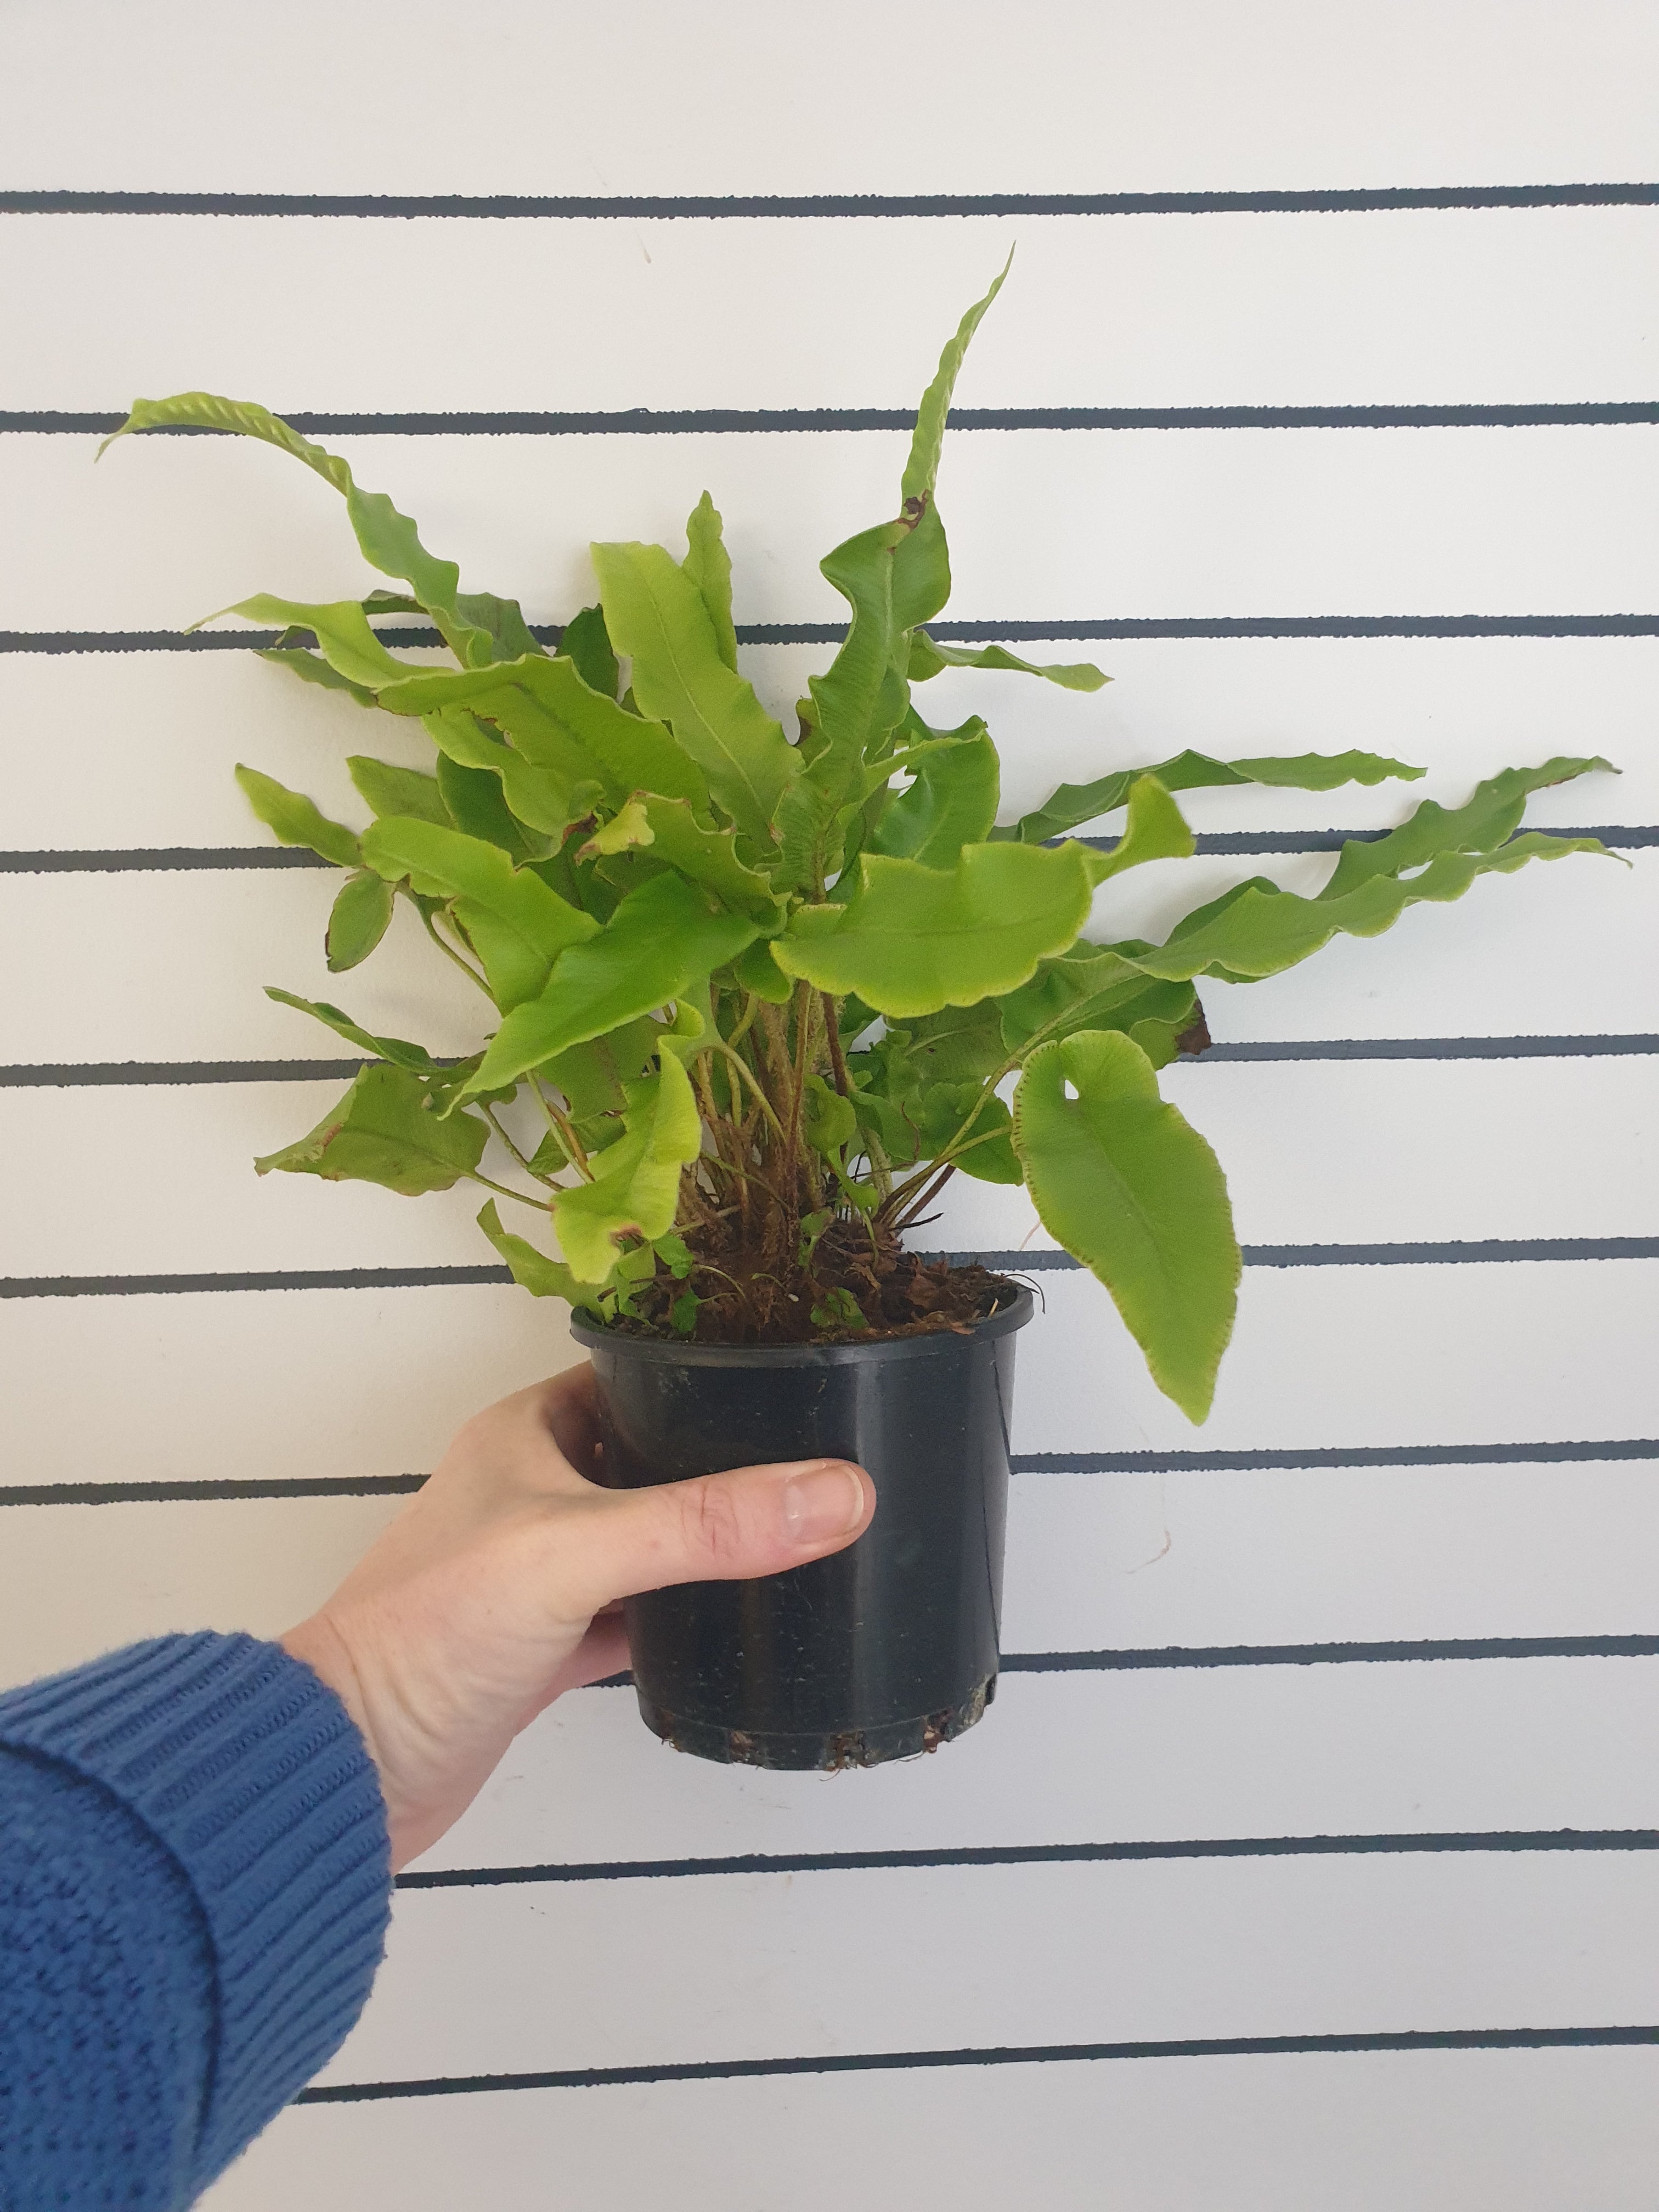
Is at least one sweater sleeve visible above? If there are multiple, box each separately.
[0,1632,391,2208]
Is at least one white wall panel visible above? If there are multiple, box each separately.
[5,0,1655,194]
[5,636,1658,854]
[1,1264,1649,1492]
[3,427,1654,634]
[4,209,1655,411]
[208,2047,1659,2212]
[7,1459,1658,1689]
[320,1854,1659,2080]
[3,4,1656,2200]
[4,852,1652,1068]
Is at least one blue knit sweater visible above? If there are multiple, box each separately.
[0,1633,392,2208]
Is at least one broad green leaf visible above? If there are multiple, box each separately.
[630,794,783,918]
[803,1072,858,1159]
[889,1001,1008,1086]
[772,842,1094,1017]
[435,754,545,862]
[558,604,621,699]
[235,764,360,868]
[258,644,376,706]
[591,540,799,847]
[1013,1030,1240,1423]
[325,868,395,972]
[1079,774,1195,885]
[995,747,1427,844]
[917,1082,1022,1184]
[255,1062,488,1195]
[380,652,709,812]
[465,871,761,1096]
[901,256,1011,505]
[866,727,999,869]
[1130,831,1612,986]
[104,393,528,668]
[729,934,794,1003]
[554,1054,701,1281]
[347,756,450,826]
[909,633,1109,692]
[998,946,1198,1054]
[579,798,654,859]
[682,493,740,672]
[539,1016,664,1126]
[802,517,912,780]
[264,986,446,1071]
[476,1199,600,1308]
[360,817,597,1009]
[422,707,511,772]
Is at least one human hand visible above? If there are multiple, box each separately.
[280,1364,875,1872]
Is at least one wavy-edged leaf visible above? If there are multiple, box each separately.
[773,841,1093,1018]
[263,987,447,1072]
[435,754,548,862]
[347,757,450,826]
[998,945,1198,1056]
[901,256,1012,506]
[558,604,621,699]
[235,764,360,868]
[682,493,739,673]
[258,644,377,706]
[1013,1029,1239,1423]
[422,706,511,772]
[1079,774,1195,886]
[359,817,597,1009]
[1131,830,1613,986]
[591,540,799,847]
[628,794,783,918]
[917,1082,1022,1184]
[104,392,528,668]
[476,1199,601,1307]
[254,1063,488,1195]
[909,633,1109,692]
[540,1016,664,1123]
[865,725,999,870]
[380,652,708,812]
[553,1054,701,1282]
[578,798,654,859]
[222,597,416,692]
[464,872,761,1096]
[995,747,1427,844]
[1318,755,1615,895]
[325,868,395,973]
[729,935,794,1003]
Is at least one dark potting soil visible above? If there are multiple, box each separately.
[603,1215,1022,1347]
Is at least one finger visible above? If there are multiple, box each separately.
[549,1458,875,1618]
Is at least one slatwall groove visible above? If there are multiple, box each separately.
[4,12,1657,2202]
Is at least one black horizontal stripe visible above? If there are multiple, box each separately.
[1013,1438,1659,1474]
[0,1058,373,1086]
[5,614,1658,656]
[296,2023,1659,2102]
[9,403,1656,437]
[6,184,1656,219]
[4,1438,1653,1505]
[3,1035,1654,1088]
[1199,1035,1659,1061]
[5,825,1650,875]
[1005,1635,1659,1670]
[397,1829,1659,1891]
[6,1238,1655,1299]
[957,1239,1659,1272]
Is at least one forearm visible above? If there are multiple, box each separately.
[0,1633,391,2208]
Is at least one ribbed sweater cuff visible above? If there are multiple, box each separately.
[0,1633,391,2180]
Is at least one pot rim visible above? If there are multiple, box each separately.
[569,1282,1035,1368]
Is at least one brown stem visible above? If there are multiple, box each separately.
[822,992,851,1097]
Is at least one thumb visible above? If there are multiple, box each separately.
[556,1457,875,1616]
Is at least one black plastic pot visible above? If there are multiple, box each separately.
[571,1288,1034,1770]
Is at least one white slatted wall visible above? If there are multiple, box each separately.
[3,3,1657,2203]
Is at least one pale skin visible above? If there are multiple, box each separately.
[281,1364,876,1872]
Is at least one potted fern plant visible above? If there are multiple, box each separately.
[104,268,1612,1769]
